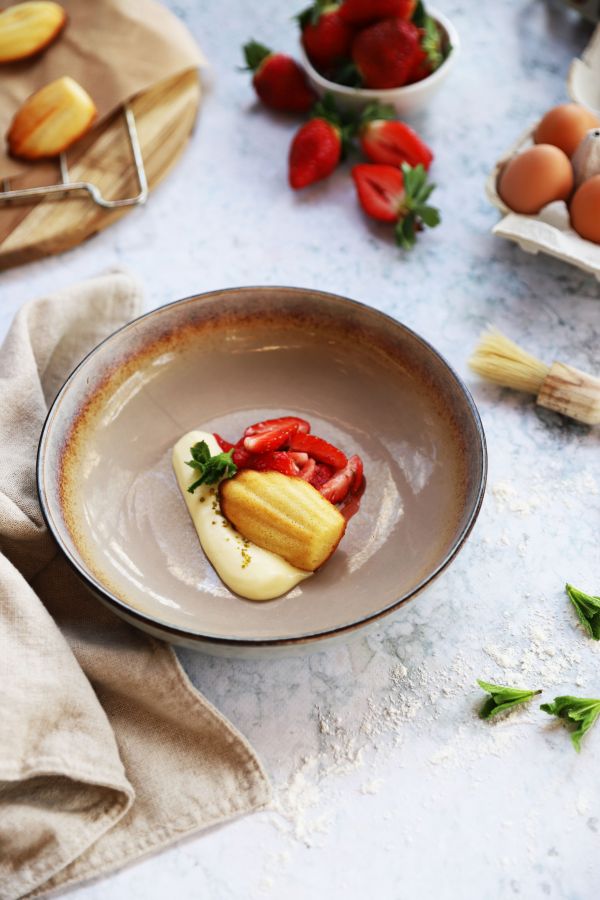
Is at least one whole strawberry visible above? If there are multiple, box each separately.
[289,118,341,189]
[407,16,444,83]
[339,0,416,26]
[299,2,354,75]
[352,17,420,89]
[351,162,440,248]
[243,41,316,113]
[359,102,433,169]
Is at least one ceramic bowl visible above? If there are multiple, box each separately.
[298,8,459,116]
[38,287,486,657]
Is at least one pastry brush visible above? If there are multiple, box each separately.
[469,328,600,425]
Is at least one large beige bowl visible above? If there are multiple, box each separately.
[38,288,486,656]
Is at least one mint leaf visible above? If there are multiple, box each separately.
[186,441,237,493]
[541,695,600,752]
[566,583,600,640]
[477,680,541,719]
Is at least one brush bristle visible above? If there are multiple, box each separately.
[469,328,550,395]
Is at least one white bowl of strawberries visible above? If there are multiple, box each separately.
[297,1,458,115]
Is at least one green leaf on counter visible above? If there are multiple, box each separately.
[541,695,600,752]
[186,441,237,493]
[477,679,541,719]
[566,583,600,640]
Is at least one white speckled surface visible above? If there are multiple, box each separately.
[3,2,600,898]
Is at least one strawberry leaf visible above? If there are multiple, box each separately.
[419,205,441,227]
[242,40,272,72]
[421,16,444,72]
[359,101,396,127]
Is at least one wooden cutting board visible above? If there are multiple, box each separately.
[0,69,201,270]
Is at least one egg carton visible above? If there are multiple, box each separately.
[486,25,600,280]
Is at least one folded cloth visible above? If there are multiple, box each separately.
[0,273,271,900]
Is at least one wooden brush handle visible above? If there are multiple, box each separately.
[537,362,600,425]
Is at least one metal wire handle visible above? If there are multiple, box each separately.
[0,104,148,209]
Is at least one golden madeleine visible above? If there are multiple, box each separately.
[8,76,96,160]
[220,470,346,572]
[0,2,66,64]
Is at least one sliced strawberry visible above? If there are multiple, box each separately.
[214,433,234,452]
[348,454,364,492]
[310,462,334,488]
[289,451,309,465]
[252,451,300,476]
[319,462,355,504]
[299,458,317,481]
[244,416,310,436]
[359,103,433,169]
[242,41,316,113]
[243,423,298,453]
[339,0,416,26]
[289,432,347,469]
[232,439,255,468]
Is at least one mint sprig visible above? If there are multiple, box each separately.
[186,441,237,493]
[477,680,541,719]
[566,583,600,640]
[541,696,600,752]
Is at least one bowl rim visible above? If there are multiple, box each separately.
[37,286,487,649]
[298,7,460,100]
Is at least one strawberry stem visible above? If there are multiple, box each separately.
[395,163,441,248]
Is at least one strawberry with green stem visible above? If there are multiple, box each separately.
[351,16,420,89]
[242,41,316,113]
[408,1,445,83]
[351,162,440,248]
[289,94,354,189]
[359,101,433,169]
[298,1,354,75]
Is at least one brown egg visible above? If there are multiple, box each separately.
[570,174,600,244]
[534,103,600,157]
[498,144,574,214]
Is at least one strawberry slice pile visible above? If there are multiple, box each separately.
[214,416,364,509]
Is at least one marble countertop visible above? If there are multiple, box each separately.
[3,1,600,898]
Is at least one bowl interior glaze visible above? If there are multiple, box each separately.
[39,288,486,647]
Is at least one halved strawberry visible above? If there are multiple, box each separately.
[252,451,300,476]
[243,423,298,453]
[214,433,235,452]
[351,162,440,248]
[290,433,347,469]
[339,0,416,26]
[244,416,310,436]
[319,461,355,503]
[359,102,433,169]
[348,454,364,492]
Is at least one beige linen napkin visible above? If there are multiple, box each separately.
[0,273,271,900]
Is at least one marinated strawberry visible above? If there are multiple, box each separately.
[309,462,335,488]
[299,458,317,481]
[351,162,440,248]
[352,17,420,89]
[348,454,364,492]
[299,2,354,74]
[289,433,347,469]
[245,416,310,436]
[339,0,416,26]
[214,433,235,452]
[320,462,355,503]
[359,102,433,169]
[243,423,299,453]
[232,439,255,468]
[252,451,300,476]
[242,41,316,113]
